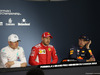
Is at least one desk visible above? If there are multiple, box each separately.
[0,62,100,75]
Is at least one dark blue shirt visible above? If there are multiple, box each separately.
[70,45,94,62]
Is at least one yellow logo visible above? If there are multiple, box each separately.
[39,50,42,53]
[70,52,73,55]
[48,48,51,51]
[48,33,50,35]
[70,50,74,53]
[89,50,93,55]
[82,51,85,53]
[70,50,74,55]
[89,50,92,53]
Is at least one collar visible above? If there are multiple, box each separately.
[8,46,18,51]
[78,45,86,49]
[40,42,48,48]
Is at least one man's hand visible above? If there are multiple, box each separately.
[5,61,14,68]
[21,63,27,67]
[86,40,91,49]
[86,57,96,62]
[5,63,10,68]
[89,57,96,61]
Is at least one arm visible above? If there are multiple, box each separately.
[10,47,27,68]
[29,47,39,65]
[0,49,22,68]
[51,47,58,64]
[86,49,96,62]
[17,47,27,67]
[86,40,96,62]
[19,47,27,67]
[77,49,95,62]
[70,48,76,58]
[0,50,9,68]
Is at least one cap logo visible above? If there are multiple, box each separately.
[14,36,17,38]
[83,36,86,38]
[48,33,50,35]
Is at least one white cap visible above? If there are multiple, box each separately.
[8,34,21,42]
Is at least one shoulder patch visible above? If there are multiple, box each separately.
[70,48,74,50]
[1,46,8,52]
[35,44,41,48]
[48,45,53,48]
[1,49,5,52]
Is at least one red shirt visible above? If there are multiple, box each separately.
[29,42,58,65]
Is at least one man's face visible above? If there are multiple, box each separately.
[78,39,88,47]
[42,37,51,46]
[8,41,19,49]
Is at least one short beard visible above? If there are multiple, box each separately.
[42,42,49,46]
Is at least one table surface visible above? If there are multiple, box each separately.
[0,62,100,75]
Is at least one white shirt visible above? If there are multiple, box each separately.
[0,46,27,68]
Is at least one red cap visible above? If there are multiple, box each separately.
[42,32,53,38]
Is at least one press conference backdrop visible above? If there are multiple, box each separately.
[0,0,99,65]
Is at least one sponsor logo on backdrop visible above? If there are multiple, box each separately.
[18,18,30,26]
[0,9,30,26]
[6,18,15,26]
[0,22,3,26]
[0,10,21,15]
